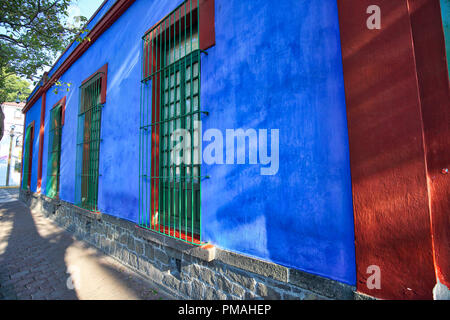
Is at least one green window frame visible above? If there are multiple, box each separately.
[45,98,65,198]
[140,0,203,245]
[75,68,106,211]
[22,121,35,190]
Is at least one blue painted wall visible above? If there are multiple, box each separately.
[201,0,355,285]
[441,0,450,79]
[41,0,184,214]
[41,83,78,202]
[48,0,116,80]
[28,0,356,285]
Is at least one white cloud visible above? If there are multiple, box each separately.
[67,5,83,28]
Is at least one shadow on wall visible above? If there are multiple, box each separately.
[201,0,356,286]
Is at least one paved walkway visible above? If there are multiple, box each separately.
[0,188,19,203]
[0,188,173,300]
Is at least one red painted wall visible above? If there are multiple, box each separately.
[36,91,46,192]
[337,0,441,299]
[407,0,450,289]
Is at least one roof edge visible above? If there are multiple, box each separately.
[23,0,136,113]
[25,0,110,105]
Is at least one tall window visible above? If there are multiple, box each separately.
[140,0,203,245]
[75,65,107,211]
[22,121,35,190]
[46,98,65,198]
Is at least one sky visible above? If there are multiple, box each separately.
[0,0,105,44]
[69,0,106,23]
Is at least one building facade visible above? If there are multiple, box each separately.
[20,0,449,300]
[0,102,25,187]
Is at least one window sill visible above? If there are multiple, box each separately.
[69,202,102,221]
[135,225,216,262]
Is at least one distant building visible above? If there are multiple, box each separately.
[0,102,25,186]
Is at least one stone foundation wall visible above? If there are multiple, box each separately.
[20,190,356,300]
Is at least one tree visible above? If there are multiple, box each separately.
[0,70,32,103]
[0,70,31,140]
[0,0,89,139]
[0,0,88,84]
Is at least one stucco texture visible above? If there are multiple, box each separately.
[26,0,356,286]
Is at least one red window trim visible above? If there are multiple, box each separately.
[144,1,211,241]
[36,92,46,192]
[37,95,67,192]
[23,120,35,190]
[47,96,66,199]
[52,96,67,126]
[144,0,215,51]
[81,63,108,104]
[78,65,106,212]
[19,112,27,190]
[199,0,215,50]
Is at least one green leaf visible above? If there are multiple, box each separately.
[0,0,89,103]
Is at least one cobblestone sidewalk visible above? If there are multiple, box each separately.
[0,189,173,300]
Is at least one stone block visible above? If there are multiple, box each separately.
[144,242,155,261]
[255,282,282,300]
[127,235,135,252]
[135,240,144,255]
[218,249,287,282]
[288,268,354,300]
[225,268,257,292]
[154,249,170,265]
[191,279,204,299]
[163,274,181,291]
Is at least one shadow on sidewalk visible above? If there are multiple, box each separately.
[0,198,173,300]
[0,200,78,300]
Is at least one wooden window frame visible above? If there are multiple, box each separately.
[45,96,66,199]
[75,64,107,211]
[22,121,35,190]
[139,0,210,245]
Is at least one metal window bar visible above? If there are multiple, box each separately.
[75,74,103,211]
[21,124,34,190]
[45,104,63,198]
[139,0,202,245]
